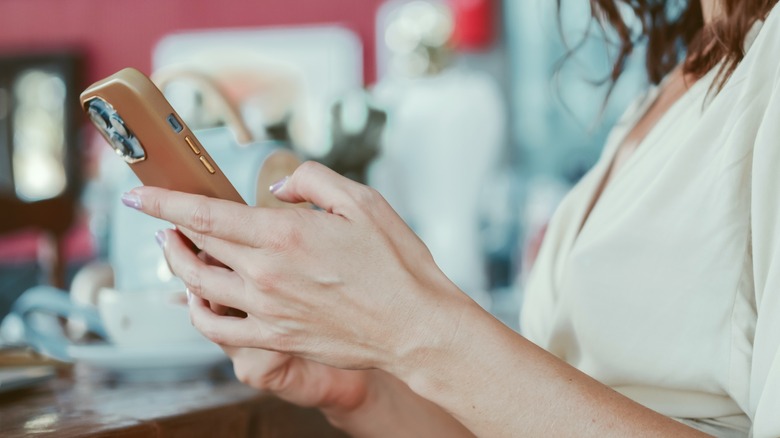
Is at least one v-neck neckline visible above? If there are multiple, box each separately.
[568,69,712,250]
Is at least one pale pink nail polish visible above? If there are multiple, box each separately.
[155,230,167,248]
[121,192,141,209]
[269,176,289,194]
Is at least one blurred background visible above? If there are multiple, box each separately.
[0,0,648,332]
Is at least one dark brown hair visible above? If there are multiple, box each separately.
[581,0,778,89]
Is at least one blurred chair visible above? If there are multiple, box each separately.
[0,52,83,289]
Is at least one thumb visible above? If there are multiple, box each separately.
[269,161,370,216]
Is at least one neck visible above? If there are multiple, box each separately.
[700,0,723,25]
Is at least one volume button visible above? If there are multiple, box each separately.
[199,156,216,174]
[185,136,201,154]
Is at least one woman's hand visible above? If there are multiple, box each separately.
[124,161,473,373]
[221,345,371,413]
[222,344,476,438]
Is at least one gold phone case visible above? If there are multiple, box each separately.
[80,68,245,204]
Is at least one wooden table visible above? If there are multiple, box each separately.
[0,364,347,437]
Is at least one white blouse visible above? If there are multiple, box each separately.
[521,7,780,438]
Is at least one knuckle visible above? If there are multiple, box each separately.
[295,160,322,179]
[246,264,267,285]
[148,195,163,217]
[189,199,213,234]
[347,185,382,212]
[232,362,255,387]
[365,186,384,204]
[185,229,207,252]
[292,161,326,193]
[249,270,281,294]
[258,274,280,294]
[267,224,302,252]
[266,330,294,353]
[181,265,203,296]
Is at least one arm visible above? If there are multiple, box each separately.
[127,162,709,437]
[386,300,710,438]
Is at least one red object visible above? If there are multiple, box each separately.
[448,0,495,51]
[0,216,95,264]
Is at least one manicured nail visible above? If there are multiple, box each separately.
[155,230,167,248]
[269,176,289,194]
[121,192,141,210]
[186,288,192,305]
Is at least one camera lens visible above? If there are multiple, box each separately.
[110,132,145,163]
[110,114,129,138]
[110,132,131,156]
[87,100,111,130]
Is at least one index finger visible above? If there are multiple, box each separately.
[123,186,282,246]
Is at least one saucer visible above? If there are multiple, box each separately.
[67,342,228,380]
[0,366,56,394]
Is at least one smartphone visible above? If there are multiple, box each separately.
[80,68,245,204]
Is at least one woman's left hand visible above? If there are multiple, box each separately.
[124,161,472,372]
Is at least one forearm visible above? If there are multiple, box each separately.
[390,301,711,438]
[322,370,475,438]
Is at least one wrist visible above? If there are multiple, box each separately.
[393,295,502,403]
[387,279,493,393]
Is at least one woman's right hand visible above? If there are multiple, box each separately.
[222,343,478,438]
[222,344,371,414]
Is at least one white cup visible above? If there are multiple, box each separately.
[97,288,206,346]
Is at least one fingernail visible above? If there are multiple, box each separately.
[155,230,167,248]
[121,192,141,210]
[269,176,289,194]
[186,288,192,305]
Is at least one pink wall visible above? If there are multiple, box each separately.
[0,0,383,84]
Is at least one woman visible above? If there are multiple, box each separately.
[121,0,780,436]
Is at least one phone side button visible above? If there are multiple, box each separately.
[199,156,216,174]
[185,136,201,154]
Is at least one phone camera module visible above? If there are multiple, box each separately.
[86,98,146,164]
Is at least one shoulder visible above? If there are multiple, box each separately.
[740,6,780,82]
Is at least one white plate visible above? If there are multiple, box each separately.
[67,342,228,380]
[0,366,56,394]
